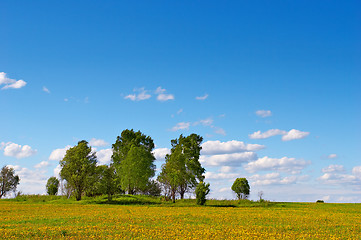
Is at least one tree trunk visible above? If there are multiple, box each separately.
[172,189,176,203]
[108,193,112,201]
[76,191,81,201]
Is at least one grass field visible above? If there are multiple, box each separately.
[1,195,360,239]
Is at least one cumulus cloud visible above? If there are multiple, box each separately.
[0,72,27,90]
[155,87,174,101]
[34,161,50,169]
[171,122,191,131]
[48,146,71,161]
[255,110,272,118]
[249,129,287,139]
[54,165,62,179]
[318,165,361,186]
[200,152,257,166]
[153,148,170,161]
[205,171,239,180]
[124,87,151,101]
[249,129,309,141]
[250,172,308,186]
[201,140,265,155]
[89,138,108,147]
[8,165,47,194]
[245,156,310,173]
[2,142,37,159]
[96,148,112,165]
[42,86,50,93]
[322,164,345,173]
[281,129,310,141]
[195,94,208,100]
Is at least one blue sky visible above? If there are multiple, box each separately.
[1,0,360,202]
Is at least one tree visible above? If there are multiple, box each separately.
[111,129,155,194]
[97,164,120,201]
[158,145,187,203]
[60,140,97,201]
[195,181,210,205]
[119,145,155,194]
[169,134,204,199]
[231,178,250,200]
[46,177,59,195]
[0,166,20,198]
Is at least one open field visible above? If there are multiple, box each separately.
[1,195,360,239]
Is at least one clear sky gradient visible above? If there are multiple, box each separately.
[1,0,360,202]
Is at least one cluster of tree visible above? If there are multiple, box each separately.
[0,166,20,199]
[53,129,210,204]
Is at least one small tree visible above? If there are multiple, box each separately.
[0,166,20,198]
[231,178,250,200]
[46,177,59,195]
[97,165,119,201]
[60,140,97,201]
[195,181,210,205]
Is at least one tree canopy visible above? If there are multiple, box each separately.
[231,178,250,200]
[112,129,156,195]
[60,140,97,201]
[46,177,59,195]
[0,166,20,198]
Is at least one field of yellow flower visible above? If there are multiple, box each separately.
[1,199,360,239]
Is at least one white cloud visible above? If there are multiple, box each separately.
[89,138,108,147]
[201,140,265,155]
[249,129,309,141]
[34,161,50,169]
[281,129,310,141]
[177,109,183,114]
[152,148,170,161]
[2,142,37,159]
[255,110,272,118]
[245,156,310,173]
[48,146,71,161]
[171,122,191,131]
[200,152,257,166]
[42,86,50,93]
[96,148,112,165]
[0,72,27,90]
[205,172,239,180]
[250,172,308,186]
[155,87,174,101]
[124,87,151,101]
[327,154,338,159]
[220,166,233,173]
[195,94,208,100]
[322,164,345,173]
[249,129,287,139]
[8,165,47,194]
[352,166,361,179]
[54,164,62,179]
[318,172,359,185]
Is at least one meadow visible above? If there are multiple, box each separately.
[1,195,360,239]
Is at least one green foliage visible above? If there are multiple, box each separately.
[46,177,59,195]
[60,140,97,201]
[159,134,204,201]
[316,200,325,203]
[112,129,155,195]
[195,181,210,205]
[0,165,20,198]
[119,145,155,194]
[141,180,162,196]
[158,145,187,203]
[97,165,121,200]
[231,178,250,200]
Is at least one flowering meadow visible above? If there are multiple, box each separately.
[1,199,360,239]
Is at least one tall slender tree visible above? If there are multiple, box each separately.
[60,140,97,201]
[171,134,204,199]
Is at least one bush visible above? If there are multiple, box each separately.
[316,200,324,203]
[195,182,210,205]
